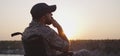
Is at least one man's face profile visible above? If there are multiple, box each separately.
[44,13,53,25]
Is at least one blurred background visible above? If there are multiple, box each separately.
[0,0,120,40]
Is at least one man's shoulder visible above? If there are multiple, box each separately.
[23,25,55,35]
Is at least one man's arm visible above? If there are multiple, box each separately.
[51,17,69,42]
[49,17,69,52]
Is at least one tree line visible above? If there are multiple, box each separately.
[0,40,120,55]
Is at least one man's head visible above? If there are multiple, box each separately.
[30,3,56,24]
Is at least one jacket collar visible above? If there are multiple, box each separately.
[29,20,45,27]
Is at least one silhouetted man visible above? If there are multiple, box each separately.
[22,3,69,56]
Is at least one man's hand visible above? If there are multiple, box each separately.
[51,17,61,29]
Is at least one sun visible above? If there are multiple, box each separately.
[61,19,79,40]
[63,26,77,40]
[52,11,85,40]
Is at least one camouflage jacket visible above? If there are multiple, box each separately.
[22,20,69,56]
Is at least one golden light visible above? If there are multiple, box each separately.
[63,23,78,40]
[53,7,89,40]
[61,16,82,40]
[58,15,91,40]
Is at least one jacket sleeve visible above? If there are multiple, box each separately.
[43,29,69,52]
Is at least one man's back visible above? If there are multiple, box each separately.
[22,35,47,56]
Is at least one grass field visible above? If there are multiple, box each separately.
[0,40,120,56]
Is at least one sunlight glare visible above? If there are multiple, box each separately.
[61,16,80,40]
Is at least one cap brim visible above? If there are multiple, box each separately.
[48,5,56,12]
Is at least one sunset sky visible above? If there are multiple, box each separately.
[0,0,120,40]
